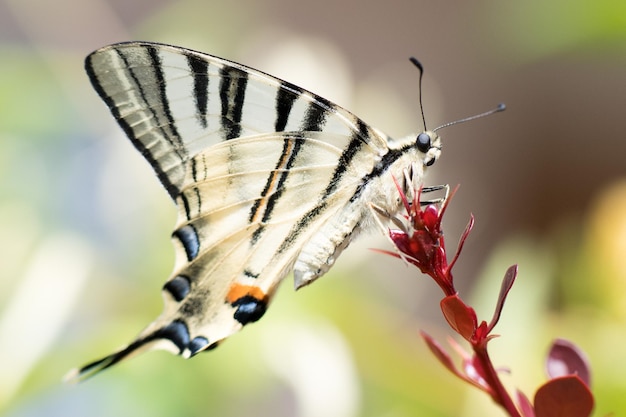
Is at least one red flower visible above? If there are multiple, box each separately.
[377,181,596,417]
[381,180,471,296]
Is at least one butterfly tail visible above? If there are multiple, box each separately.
[65,318,217,383]
[64,347,130,383]
[64,336,164,383]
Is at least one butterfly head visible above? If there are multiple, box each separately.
[416,130,442,167]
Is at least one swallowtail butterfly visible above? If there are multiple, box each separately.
[69,41,504,381]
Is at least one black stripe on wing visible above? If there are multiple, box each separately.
[187,55,209,129]
[261,137,305,223]
[247,136,306,244]
[274,82,332,133]
[219,66,248,140]
[85,46,188,199]
[322,119,368,197]
[301,95,332,132]
[274,84,299,132]
[349,142,418,203]
[277,119,373,253]
[146,46,187,152]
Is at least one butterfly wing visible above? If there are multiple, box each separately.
[85,41,389,199]
[71,42,419,380]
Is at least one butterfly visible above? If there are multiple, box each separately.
[68,41,504,381]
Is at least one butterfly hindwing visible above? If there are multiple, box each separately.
[171,127,392,340]
[70,41,442,381]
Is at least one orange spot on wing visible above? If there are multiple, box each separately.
[226,283,267,304]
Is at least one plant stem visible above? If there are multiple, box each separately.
[473,344,521,417]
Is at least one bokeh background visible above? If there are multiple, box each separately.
[1,0,625,416]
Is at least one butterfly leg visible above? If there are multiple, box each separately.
[420,184,450,205]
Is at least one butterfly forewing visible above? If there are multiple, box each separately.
[85,42,385,199]
[71,41,439,381]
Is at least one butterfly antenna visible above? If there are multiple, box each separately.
[433,103,506,132]
[409,57,427,131]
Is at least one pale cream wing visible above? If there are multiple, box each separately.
[69,129,388,380]
[70,41,439,382]
[85,41,388,199]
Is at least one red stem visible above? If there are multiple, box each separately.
[473,343,521,417]
[434,269,456,297]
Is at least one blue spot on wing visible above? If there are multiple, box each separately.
[231,295,267,325]
[163,275,191,302]
[188,336,209,356]
[173,225,200,260]
[155,320,190,352]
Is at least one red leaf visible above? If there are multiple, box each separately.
[420,331,462,377]
[440,295,477,341]
[534,376,594,417]
[448,213,474,273]
[487,264,518,332]
[546,339,591,387]
[517,390,535,417]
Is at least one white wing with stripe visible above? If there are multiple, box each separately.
[85,42,389,198]
[69,41,442,381]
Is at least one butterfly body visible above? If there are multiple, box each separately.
[71,41,443,380]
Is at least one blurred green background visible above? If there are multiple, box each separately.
[1,0,625,416]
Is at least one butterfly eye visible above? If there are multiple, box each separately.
[416,132,432,153]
